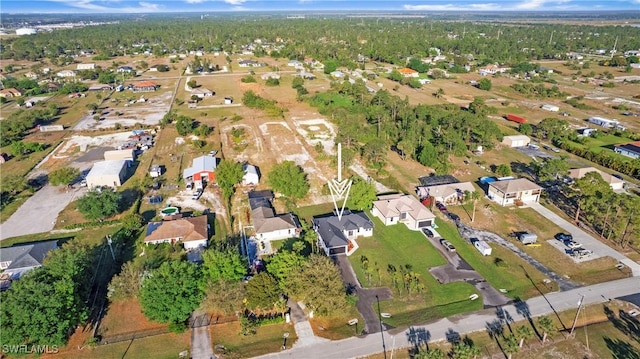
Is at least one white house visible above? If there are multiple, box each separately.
[416,181,476,205]
[541,104,559,112]
[191,88,214,98]
[330,71,345,78]
[249,190,300,242]
[261,72,280,80]
[144,215,208,250]
[288,60,303,68]
[487,178,542,206]
[77,63,96,70]
[371,194,436,230]
[56,70,76,78]
[614,141,640,159]
[589,116,620,128]
[502,135,531,148]
[242,164,260,185]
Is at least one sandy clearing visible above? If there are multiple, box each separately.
[221,123,263,162]
[54,132,134,158]
[292,118,337,155]
[164,189,228,222]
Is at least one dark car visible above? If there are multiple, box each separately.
[422,228,434,238]
[555,233,573,242]
[435,202,448,213]
[447,212,460,221]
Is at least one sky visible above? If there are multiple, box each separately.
[1,0,639,14]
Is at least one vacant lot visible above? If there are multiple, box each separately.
[209,320,298,358]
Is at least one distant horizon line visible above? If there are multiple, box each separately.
[3,9,640,15]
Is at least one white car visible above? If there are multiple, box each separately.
[192,189,203,200]
[565,240,582,249]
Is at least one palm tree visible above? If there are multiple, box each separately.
[537,315,555,343]
[464,190,481,222]
[433,87,444,98]
[516,325,534,348]
[503,334,519,359]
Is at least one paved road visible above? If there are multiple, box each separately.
[0,185,86,241]
[528,202,640,276]
[257,277,640,359]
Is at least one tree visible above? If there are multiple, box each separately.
[433,87,444,98]
[534,157,569,182]
[285,255,348,316]
[187,79,197,88]
[107,262,143,301]
[537,315,555,342]
[268,161,309,200]
[175,115,195,136]
[464,190,481,222]
[503,333,519,359]
[48,166,81,186]
[2,174,27,194]
[203,279,245,315]
[121,212,144,236]
[478,78,492,91]
[515,325,534,347]
[195,123,211,137]
[345,177,377,211]
[215,160,244,203]
[76,190,120,220]
[518,123,533,136]
[245,272,281,311]
[415,348,445,359]
[571,171,609,223]
[266,250,307,290]
[450,341,481,359]
[201,247,246,283]
[140,260,204,325]
[468,97,488,116]
[495,164,512,177]
[0,241,94,347]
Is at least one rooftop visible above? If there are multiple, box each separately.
[490,178,542,194]
[0,240,58,272]
[86,160,127,177]
[314,211,373,249]
[418,174,460,187]
[145,215,208,243]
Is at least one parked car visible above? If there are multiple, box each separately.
[435,202,448,213]
[422,228,434,238]
[440,239,456,252]
[192,189,203,200]
[565,240,582,249]
[186,181,194,190]
[555,233,573,242]
[571,248,593,259]
[447,212,460,221]
[551,147,560,153]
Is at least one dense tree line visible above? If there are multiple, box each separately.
[2,18,639,69]
[308,82,501,174]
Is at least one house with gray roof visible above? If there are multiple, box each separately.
[0,240,58,286]
[313,210,373,256]
[249,190,300,243]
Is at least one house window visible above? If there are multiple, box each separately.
[0,261,10,270]
[400,212,407,220]
[348,230,354,236]
[506,193,517,198]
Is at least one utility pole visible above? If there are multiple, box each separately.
[548,30,554,45]
[376,295,387,359]
[570,295,585,336]
[106,235,115,261]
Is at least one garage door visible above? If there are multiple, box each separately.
[329,247,346,256]
[417,220,433,228]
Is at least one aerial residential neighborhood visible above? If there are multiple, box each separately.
[1,5,640,359]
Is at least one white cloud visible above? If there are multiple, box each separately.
[404,3,500,11]
[185,0,206,3]
[48,0,161,12]
[224,0,247,5]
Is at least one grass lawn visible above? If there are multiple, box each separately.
[349,216,481,328]
[48,332,190,359]
[570,133,632,152]
[209,321,298,358]
[433,217,554,299]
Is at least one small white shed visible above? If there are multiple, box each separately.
[502,135,531,148]
[242,164,260,185]
[541,104,559,112]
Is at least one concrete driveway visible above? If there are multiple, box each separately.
[0,185,86,241]
[528,202,640,276]
[190,311,214,359]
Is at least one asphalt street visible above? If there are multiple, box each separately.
[256,277,640,359]
[528,202,640,276]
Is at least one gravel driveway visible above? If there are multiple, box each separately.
[456,222,579,292]
[0,185,86,241]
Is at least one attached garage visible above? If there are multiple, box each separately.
[417,219,433,228]
[86,160,128,189]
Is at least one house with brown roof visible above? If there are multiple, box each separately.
[488,178,542,206]
[568,167,624,191]
[0,88,22,98]
[398,68,419,78]
[371,193,436,230]
[249,190,300,243]
[132,80,158,92]
[144,215,209,250]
